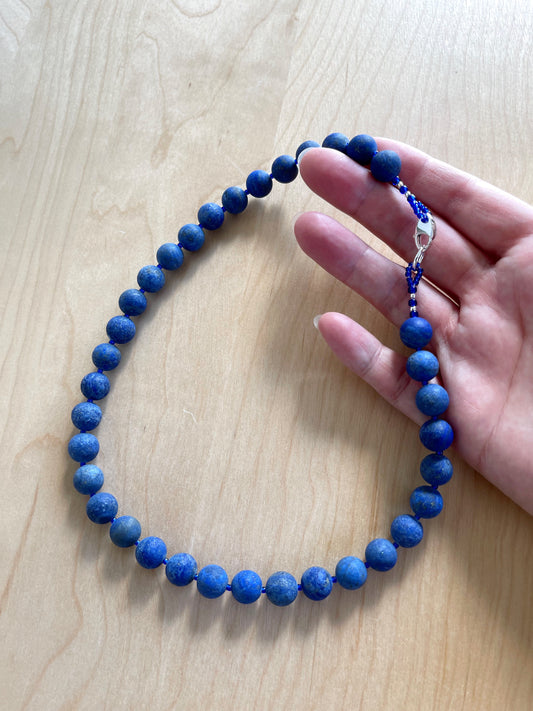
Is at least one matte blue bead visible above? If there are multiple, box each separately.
[410,486,444,518]
[335,556,367,590]
[370,149,401,182]
[197,564,228,599]
[391,514,424,547]
[73,464,104,495]
[365,538,398,571]
[231,570,263,604]
[406,351,439,381]
[81,372,110,400]
[198,202,225,230]
[137,265,165,292]
[246,170,272,198]
[419,419,454,451]
[109,516,141,547]
[416,383,449,416]
[156,243,184,270]
[118,289,147,316]
[271,155,298,183]
[346,134,378,165]
[400,317,433,348]
[165,553,198,586]
[71,402,102,431]
[221,186,248,214]
[301,566,333,601]
[265,571,299,607]
[106,315,135,344]
[86,492,118,524]
[135,536,167,569]
[295,140,320,159]
[420,453,453,486]
[68,432,99,462]
[92,343,122,370]
[322,132,349,153]
[178,223,205,251]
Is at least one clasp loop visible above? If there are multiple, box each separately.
[413,215,436,265]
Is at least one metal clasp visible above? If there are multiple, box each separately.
[413,215,436,265]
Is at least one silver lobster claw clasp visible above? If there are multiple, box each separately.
[413,215,436,265]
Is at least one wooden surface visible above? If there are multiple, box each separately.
[1,1,532,709]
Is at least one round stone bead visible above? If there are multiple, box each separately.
[197,564,228,599]
[71,402,102,431]
[365,538,397,571]
[420,453,453,486]
[68,432,99,462]
[346,134,378,165]
[410,486,444,518]
[106,315,135,344]
[265,571,299,607]
[137,265,165,293]
[86,492,118,524]
[165,553,198,586]
[400,317,433,349]
[178,223,205,251]
[135,536,167,569]
[198,202,225,230]
[406,351,439,382]
[118,289,147,316]
[335,556,367,590]
[370,149,401,182]
[301,566,332,601]
[390,515,424,548]
[322,132,349,153]
[92,343,122,370]
[156,243,184,270]
[73,464,104,495]
[419,419,454,451]
[221,186,248,214]
[231,570,263,604]
[271,155,298,183]
[81,372,110,400]
[109,516,141,547]
[246,169,273,198]
[295,140,320,159]
[416,383,449,416]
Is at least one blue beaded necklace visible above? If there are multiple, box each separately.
[68,133,454,606]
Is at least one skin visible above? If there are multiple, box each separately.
[294,143,533,515]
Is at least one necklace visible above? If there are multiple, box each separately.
[68,133,454,606]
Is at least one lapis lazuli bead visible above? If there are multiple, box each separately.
[271,155,298,183]
[420,453,453,486]
[265,571,299,607]
[135,536,167,569]
[118,289,147,316]
[178,223,205,251]
[156,243,184,270]
[86,491,118,524]
[92,343,122,370]
[109,515,141,547]
[221,186,248,214]
[365,538,398,571]
[71,402,102,431]
[73,464,104,495]
[198,202,225,230]
[301,566,332,601]
[137,265,165,292]
[390,515,424,548]
[81,372,110,400]
[410,486,444,518]
[335,556,367,590]
[106,315,136,344]
[400,317,433,349]
[165,553,198,586]
[419,419,454,451]
[295,140,320,159]
[406,351,439,382]
[416,383,449,416]
[231,570,263,604]
[246,170,272,198]
[346,134,378,165]
[322,132,349,153]
[197,564,228,599]
[370,150,401,182]
[68,432,99,462]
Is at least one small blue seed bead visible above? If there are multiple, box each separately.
[391,514,424,548]
[71,402,102,431]
[197,564,228,599]
[221,186,248,214]
[106,315,136,344]
[265,571,299,607]
[231,570,263,604]
[86,492,118,524]
[156,243,184,270]
[335,556,368,590]
[137,265,165,293]
[420,419,454,451]
[400,317,433,348]
[73,464,104,495]
[410,486,444,518]
[365,538,398,571]
[165,553,198,586]
[406,351,440,381]
[109,516,141,548]
[68,432,99,462]
[246,169,273,198]
[92,343,122,370]
[81,372,110,400]
[346,134,378,165]
[370,149,401,182]
[198,202,225,230]
[271,155,299,183]
[295,140,320,159]
[301,566,333,601]
[420,453,453,486]
[135,536,167,569]
[178,223,205,251]
[416,383,450,416]
[118,289,147,316]
[322,132,349,153]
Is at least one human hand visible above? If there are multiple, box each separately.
[294,142,533,515]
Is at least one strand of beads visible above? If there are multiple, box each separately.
[68,133,453,606]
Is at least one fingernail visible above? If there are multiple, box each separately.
[313,314,323,330]
[292,211,305,230]
[296,146,318,163]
